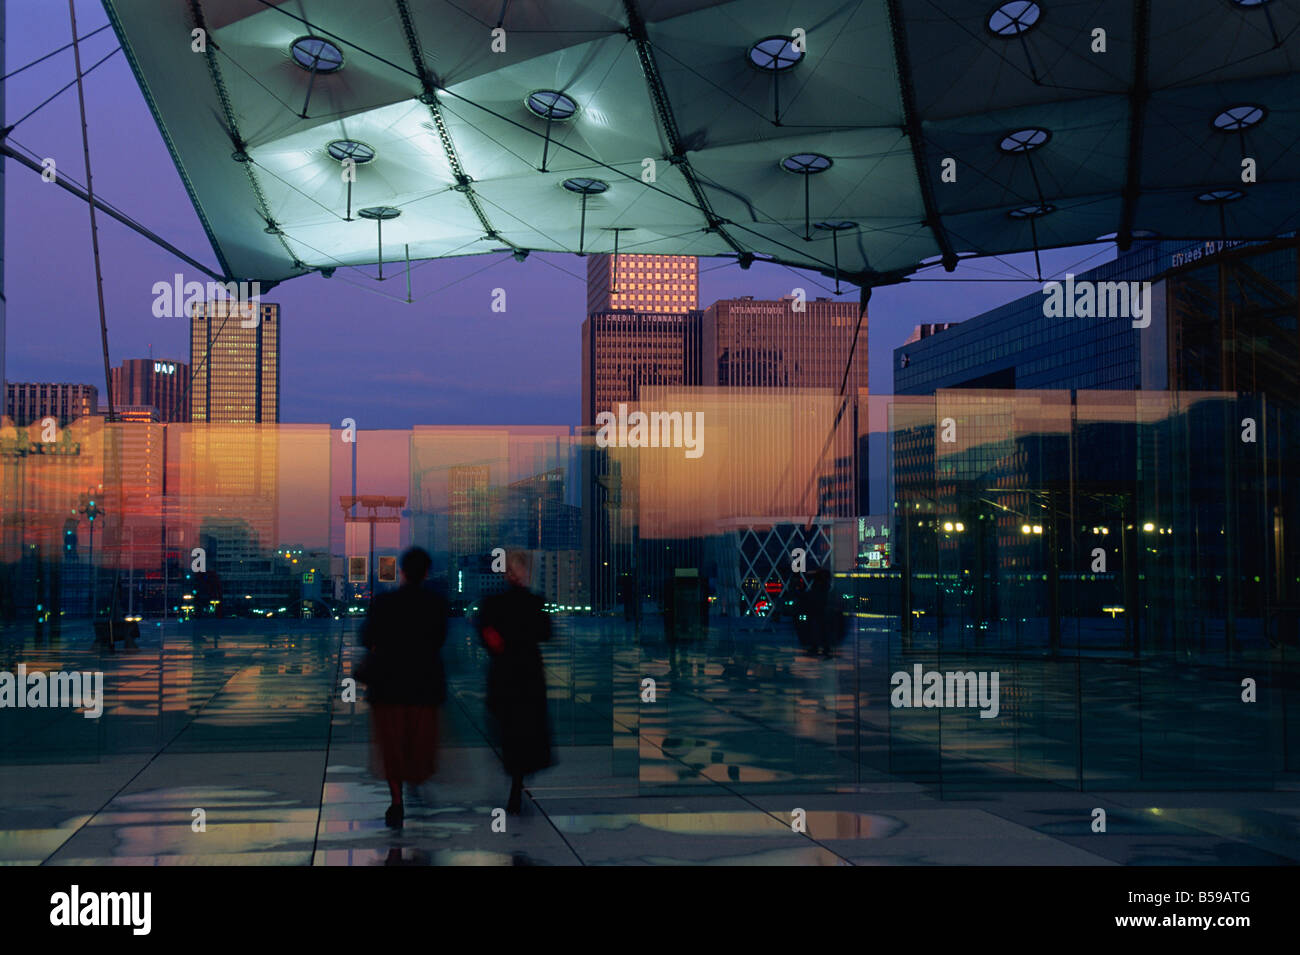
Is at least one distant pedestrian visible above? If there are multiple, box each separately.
[477,550,554,814]
[356,547,448,829]
[796,569,843,657]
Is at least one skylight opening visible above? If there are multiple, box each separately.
[290,36,344,73]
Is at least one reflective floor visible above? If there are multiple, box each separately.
[1,617,1297,866]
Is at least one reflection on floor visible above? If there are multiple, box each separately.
[1,617,1297,866]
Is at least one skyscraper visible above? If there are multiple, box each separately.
[189,301,280,423]
[581,311,703,427]
[586,253,698,315]
[702,295,867,392]
[110,358,191,422]
[582,255,700,610]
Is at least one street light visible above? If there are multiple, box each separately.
[78,489,104,618]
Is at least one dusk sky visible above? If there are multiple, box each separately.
[4,0,1114,429]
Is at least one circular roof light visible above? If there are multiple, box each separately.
[327,140,376,164]
[999,127,1051,153]
[748,36,804,71]
[1212,104,1266,131]
[987,1,1042,36]
[562,177,608,194]
[358,206,402,220]
[814,220,856,231]
[781,153,832,174]
[526,90,578,121]
[1008,203,1054,218]
[1228,0,1271,7]
[290,36,344,73]
[1196,189,1244,203]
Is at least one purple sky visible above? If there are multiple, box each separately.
[4,0,1114,429]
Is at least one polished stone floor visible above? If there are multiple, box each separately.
[1,616,1297,865]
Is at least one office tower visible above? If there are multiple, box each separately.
[189,301,280,423]
[702,293,867,519]
[448,464,492,556]
[580,309,702,611]
[110,358,191,422]
[887,238,1299,650]
[5,382,98,426]
[702,295,867,392]
[892,238,1299,397]
[586,253,698,315]
[581,311,703,426]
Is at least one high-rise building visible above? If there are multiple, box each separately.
[702,295,867,392]
[581,311,703,427]
[582,257,699,611]
[5,382,98,426]
[189,301,280,423]
[891,238,1298,397]
[586,253,698,315]
[109,358,191,422]
[885,238,1299,650]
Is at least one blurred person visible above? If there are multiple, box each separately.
[357,546,448,829]
[477,550,554,814]
[809,568,846,656]
[794,569,841,657]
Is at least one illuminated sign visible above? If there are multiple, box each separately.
[154,362,177,375]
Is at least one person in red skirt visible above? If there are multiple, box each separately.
[357,547,448,829]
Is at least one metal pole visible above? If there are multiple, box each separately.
[579,194,588,254]
[68,0,115,421]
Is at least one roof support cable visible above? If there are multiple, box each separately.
[188,0,303,273]
[68,0,115,424]
[885,0,958,271]
[393,0,522,256]
[0,22,110,81]
[0,142,225,280]
[621,0,746,258]
[1029,217,1043,282]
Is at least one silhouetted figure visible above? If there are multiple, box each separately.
[797,569,842,657]
[358,547,448,829]
[477,550,553,814]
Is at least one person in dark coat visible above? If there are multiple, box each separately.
[358,547,448,829]
[806,568,845,657]
[477,550,553,815]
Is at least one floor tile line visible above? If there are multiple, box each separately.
[442,682,587,865]
[39,662,254,866]
[309,623,349,864]
[592,686,859,865]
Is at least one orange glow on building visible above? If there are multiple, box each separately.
[586,253,698,315]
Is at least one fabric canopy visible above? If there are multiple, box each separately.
[104,0,1300,286]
